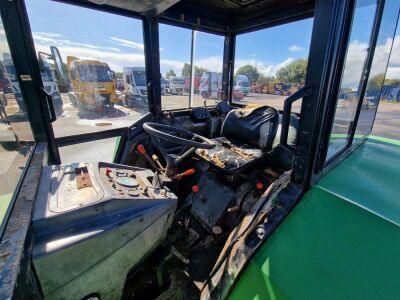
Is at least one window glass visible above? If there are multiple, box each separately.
[159,24,191,110]
[192,31,224,107]
[326,0,377,160]
[25,1,148,161]
[0,18,34,228]
[58,137,118,164]
[355,0,400,139]
[233,19,313,112]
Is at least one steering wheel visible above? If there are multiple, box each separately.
[143,122,215,177]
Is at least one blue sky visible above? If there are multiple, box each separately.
[24,0,313,77]
[23,0,400,80]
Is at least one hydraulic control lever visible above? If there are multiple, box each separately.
[174,168,196,181]
[136,144,160,171]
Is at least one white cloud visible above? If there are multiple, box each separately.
[110,36,144,50]
[235,57,295,77]
[34,43,145,72]
[33,32,121,53]
[386,35,400,79]
[289,45,304,52]
[341,36,400,88]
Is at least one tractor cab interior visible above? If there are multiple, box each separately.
[2,0,390,299]
[0,0,316,298]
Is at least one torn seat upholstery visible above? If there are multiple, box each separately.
[196,106,279,173]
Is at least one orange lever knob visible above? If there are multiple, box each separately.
[137,144,146,154]
[175,168,196,180]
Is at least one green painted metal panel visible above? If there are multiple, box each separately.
[318,138,400,225]
[230,139,400,300]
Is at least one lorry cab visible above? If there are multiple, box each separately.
[67,56,117,111]
[123,67,148,107]
[160,76,167,95]
[233,74,250,96]
[0,0,400,300]
[169,76,185,95]
[199,72,222,99]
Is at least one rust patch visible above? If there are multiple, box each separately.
[75,167,92,189]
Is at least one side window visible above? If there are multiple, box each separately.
[192,31,224,107]
[326,0,377,160]
[125,74,131,85]
[159,24,192,110]
[356,0,400,139]
[25,1,148,162]
[233,19,313,111]
[0,18,34,230]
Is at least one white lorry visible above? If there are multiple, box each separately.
[199,71,222,99]
[3,53,62,113]
[160,76,168,95]
[168,76,185,95]
[123,67,148,107]
[234,74,251,96]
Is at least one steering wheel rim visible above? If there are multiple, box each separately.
[143,122,215,149]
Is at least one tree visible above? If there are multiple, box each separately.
[366,74,400,90]
[367,74,385,90]
[276,58,308,83]
[235,65,260,83]
[257,75,275,84]
[181,63,209,77]
[384,78,400,86]
[114,72,123,80]
[166,69,176,79]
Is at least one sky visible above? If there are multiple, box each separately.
[3,0,399,83]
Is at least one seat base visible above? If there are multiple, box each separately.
[195,137,263,173]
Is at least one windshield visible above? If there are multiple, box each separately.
[240,81,250,87]
[77,64,113,82]
[133,71,146,86]
[39,62,53,82]
[173,78,184,85]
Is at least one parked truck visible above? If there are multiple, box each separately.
[233,74,250,96]
[199,71,222,99]
[123,67,147,107]
[168,76,185,95]
[38,52,63,115]
[67,56,117,111]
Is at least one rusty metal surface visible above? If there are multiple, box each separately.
[200,171,300,300]
[75,166,93,189]
[0,143,46,300]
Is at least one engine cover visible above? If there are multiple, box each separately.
[32,162,177,300]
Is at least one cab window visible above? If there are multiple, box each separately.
[356,0,400,140]
[159,24,192,110]
[327,0,377,160]
[233,18,313,111]
[25,0,148,162]
[192,31,224,107]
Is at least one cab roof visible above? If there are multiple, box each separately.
[69,0,315,34]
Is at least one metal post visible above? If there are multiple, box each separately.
[189,30,196,107]
[293,0,354,186]
[222,33,235,102]
[143,17,162,115]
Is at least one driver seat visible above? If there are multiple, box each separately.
[196,106,279,173]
